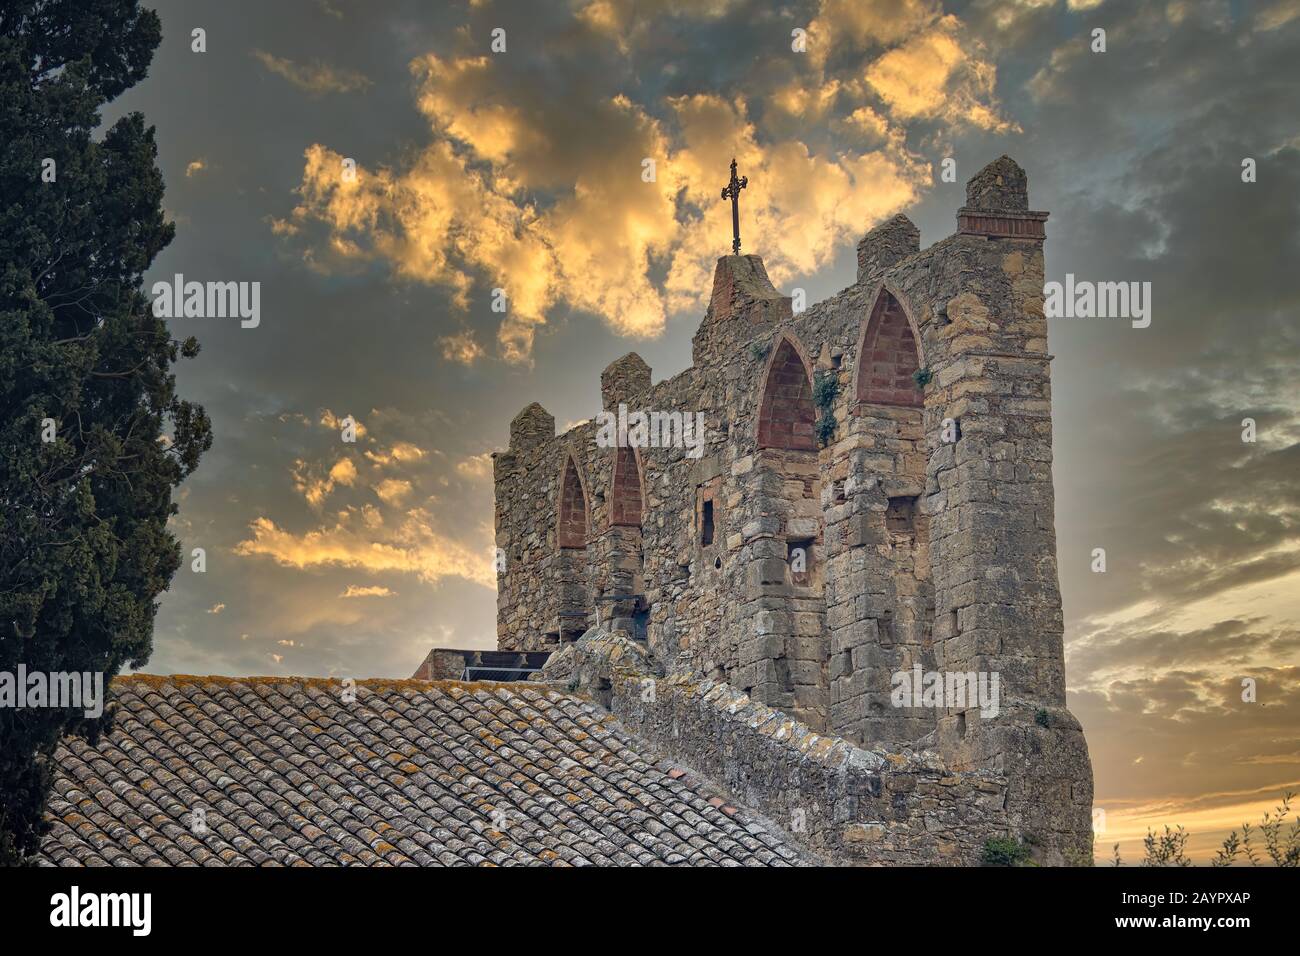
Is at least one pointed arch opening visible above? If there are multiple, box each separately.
[855,287,923,408]
[557,454,589,549]
[757,335,817,450]
[609,445,644,527]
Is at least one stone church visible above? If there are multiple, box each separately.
[38,157,1093,868]
[471,155,1094,863]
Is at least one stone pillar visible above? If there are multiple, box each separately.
[735,466,797,713]
[592,524,644,638]
[825,404,935,745]
[735,449,827,729]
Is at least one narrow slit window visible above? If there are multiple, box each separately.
[701,498,715,546]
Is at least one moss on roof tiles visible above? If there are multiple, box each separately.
[39,672,809,868]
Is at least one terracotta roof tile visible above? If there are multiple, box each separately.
[36,677,805,867]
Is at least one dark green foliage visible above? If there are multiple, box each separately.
[0,1,210,863]
[748,340,768,363]
[1034,707,1050,728]
[982,836,1033,866]
[812,370,838,411]
[912,366,932,388]
[815,413,837,447]
[813,371,838,445]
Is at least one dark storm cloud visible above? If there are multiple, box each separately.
[1003,3,1300,621]
[968,1,1300,826]
[1071,617,1297,676]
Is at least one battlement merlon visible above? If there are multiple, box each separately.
[601,352,652,411]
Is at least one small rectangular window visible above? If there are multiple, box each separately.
[701,498,715,546]
[886,495,917,534]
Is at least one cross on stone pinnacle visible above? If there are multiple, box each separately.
[720,158,748,256]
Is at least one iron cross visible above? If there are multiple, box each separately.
[720,158,748,255]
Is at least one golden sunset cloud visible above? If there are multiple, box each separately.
[455,453,495,482]
[293,456,358,508]
[251,49,372,95]
[234,512,496,590]
[364,442,427,468]
[277,3,1010,363]
[438,330,485,366]
[374,478,413,504]
[864,15,1018,131]
[339,585,398,598]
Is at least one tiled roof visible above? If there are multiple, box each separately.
[36,676,805,867]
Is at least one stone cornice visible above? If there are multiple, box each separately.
[956,207,1049,239]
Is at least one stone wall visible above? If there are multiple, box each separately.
[545,628,1023,865]
[492,156,1094,860]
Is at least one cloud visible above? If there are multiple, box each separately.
[364,442,426,468]
[1255,0,1300,31]
[293,456,358,508]
[864,15,1017,131]
[374,478,413,504]
[807,0,941,65]
[576,0,737,46]
[1007,0,1300,852]
[283,140,555,362]
[662,94,928,310]
[185,159,207,177]
[455,453,494,482]
[318,409,366,438]
[233,511,496,589]
[252,50,372,95]
[439,330,484,366]
[339,585,398,598]
[207,603,225,614]
[275,3,1015,362]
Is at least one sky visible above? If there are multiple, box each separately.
[101,0,1299,862]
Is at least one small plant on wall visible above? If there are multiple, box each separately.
[815,414,837,446]
[813,370,839,447]
[912,366,933,389]
[813,370,839,410]
[981,836,1034,867]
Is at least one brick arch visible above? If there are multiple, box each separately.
[756,333,817,451]
[609,445,644,528]
[556,452,590,549]
[853,284,924,408]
